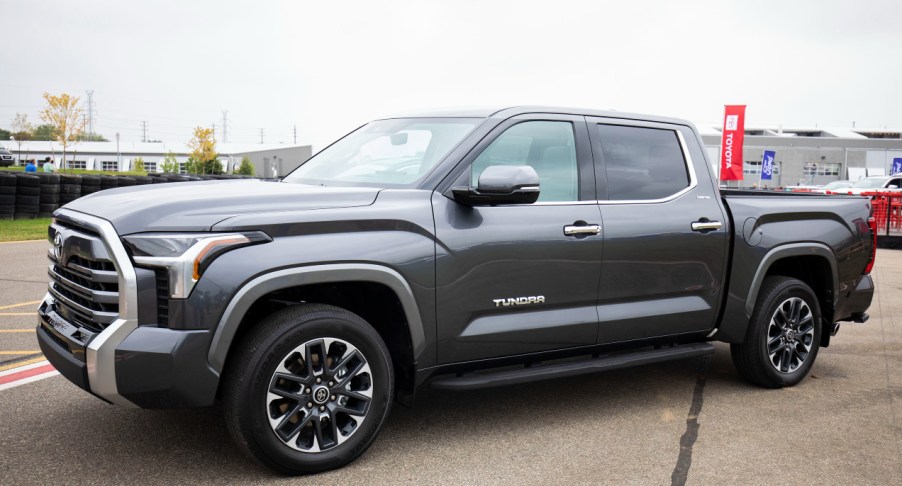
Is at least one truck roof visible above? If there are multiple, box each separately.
[380,105,695,127]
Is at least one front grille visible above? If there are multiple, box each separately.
[47,223,120,334]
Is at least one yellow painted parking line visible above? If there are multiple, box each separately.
[0,313,35,316]
[0,351,41,355]
[0,300,42,310]
[0,356,45,372]
[0,329,34,333]
[0,239,47,245]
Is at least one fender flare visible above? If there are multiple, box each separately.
[744,242,839,316]
[207,263,426,372]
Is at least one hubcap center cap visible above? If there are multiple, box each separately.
[312,385,330,405]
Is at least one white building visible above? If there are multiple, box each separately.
[5,141,312,178]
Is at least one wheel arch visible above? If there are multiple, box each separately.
[745,243,838,342]
[208,264,426,392]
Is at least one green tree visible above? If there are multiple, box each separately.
[77,132,109,142]
[0,128,10,140]
[235,156,255,176]
[132,156,145,173]
[161,152,178,174]
[32,124,58,141]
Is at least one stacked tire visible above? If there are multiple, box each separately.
[37,173,61,218]
[14,174,40,219]
[59,174,82,207]
[134,176,153,185]
[81,175,101,196]
[0,173,15,220]
[99,175,119,192]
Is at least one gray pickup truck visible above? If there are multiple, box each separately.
[37,107,875,474]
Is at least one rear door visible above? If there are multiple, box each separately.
[433,114,603,364]
[587,117,729,343]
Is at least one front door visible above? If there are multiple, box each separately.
[433,115,603,364]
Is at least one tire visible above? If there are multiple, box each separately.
[0,173,16,186]
[14,174,39,187]
[16,195,39,206]
[117,176,136,187]
[731,276,822,388]
[60,184,81,195]
[37,173,60,184]
[223,304,394,475]
[18,186,40,196]
[0,186,15,196]
[39,184,60,195]
[0,195,14,205]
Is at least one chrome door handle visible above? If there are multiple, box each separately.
[691,220,722,232]
[564,225,601,236]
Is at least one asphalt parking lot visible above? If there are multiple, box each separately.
[0,239,899,484]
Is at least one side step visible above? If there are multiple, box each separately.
[430,342,715,391]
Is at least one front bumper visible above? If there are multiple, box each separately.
[38,303,219,408]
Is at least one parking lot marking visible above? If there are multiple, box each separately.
[0,300,41,310]
[0,313,35,316]
[0,350,41,355]
[0,329,34,333]
[0,361,57,391]
[0,356,45,372]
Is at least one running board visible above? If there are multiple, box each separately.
[430,342,715,391]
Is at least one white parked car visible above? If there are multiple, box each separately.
[844,176,902,195]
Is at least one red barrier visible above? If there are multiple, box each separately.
[863,192,902,236]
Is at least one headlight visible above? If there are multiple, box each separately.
[123,232,270,298]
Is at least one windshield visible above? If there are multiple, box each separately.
[284,118,480,187]
[852,178,887,189]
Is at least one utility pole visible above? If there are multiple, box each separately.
[211,123,216,138]
[293,124,297,144]
[259,128,264,144]
[141,120,148,143]
[221,110,229,143]
[86,90,95,135]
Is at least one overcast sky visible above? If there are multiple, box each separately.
[2,0,901,149]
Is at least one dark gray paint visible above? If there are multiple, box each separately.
[38,106,875,409]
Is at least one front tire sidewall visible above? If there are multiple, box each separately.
[235,308,393,474]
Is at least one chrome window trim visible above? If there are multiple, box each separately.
[54,209,139,408]
[529,128,698,206]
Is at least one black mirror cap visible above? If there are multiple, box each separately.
[452,165,541,206]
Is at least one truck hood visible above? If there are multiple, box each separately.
[63,180,381,235]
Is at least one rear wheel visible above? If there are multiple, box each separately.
[731,276,822,388]
[224,304,393,475]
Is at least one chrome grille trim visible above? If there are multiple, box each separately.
[44,209,139,408]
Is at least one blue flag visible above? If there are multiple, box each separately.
[892,158,902,175]
[761,150,775,180]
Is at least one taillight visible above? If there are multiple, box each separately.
[825,190,833,195]
[864,216,877,274]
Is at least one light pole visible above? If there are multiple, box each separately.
[115,132,120,171]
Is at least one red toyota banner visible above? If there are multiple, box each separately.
[719,105,746,181]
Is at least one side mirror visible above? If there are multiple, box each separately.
[887,184,899,189]
[452,165,540,206]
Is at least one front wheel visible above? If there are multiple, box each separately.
[731,276,822,388]
[223,304,394,475]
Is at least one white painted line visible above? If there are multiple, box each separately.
[0,370,59,391]
[0,360,51,378]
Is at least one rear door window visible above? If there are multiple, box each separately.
[596,124,689,201]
